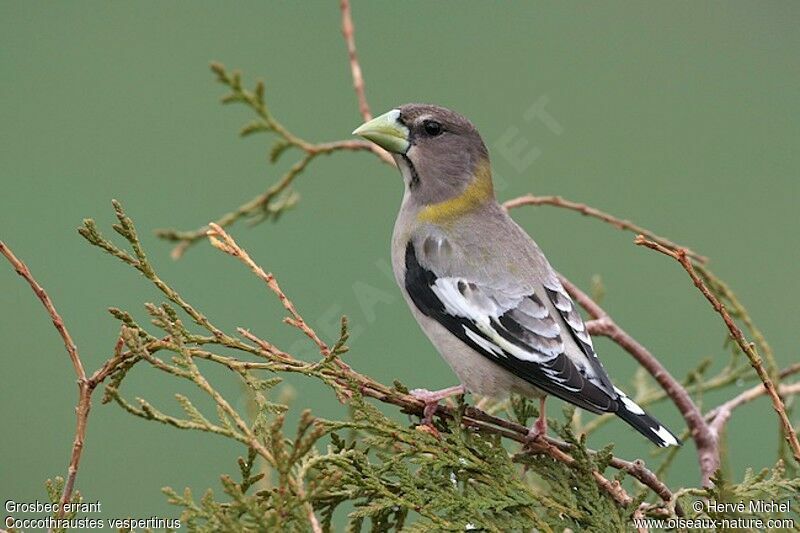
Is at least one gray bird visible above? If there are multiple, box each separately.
[353,104,680,447]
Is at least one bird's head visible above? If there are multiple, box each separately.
[353,104,494,208]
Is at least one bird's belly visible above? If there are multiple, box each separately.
[414,310,544,399]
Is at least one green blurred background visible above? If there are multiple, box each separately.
[2,0,798,525]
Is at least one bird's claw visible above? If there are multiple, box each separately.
[524,414,548,449]
[410,388,440,427]
[409,385,465,431]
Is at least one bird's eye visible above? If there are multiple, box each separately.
[422,120,443,137]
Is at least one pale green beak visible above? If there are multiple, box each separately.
[352,109,410,154]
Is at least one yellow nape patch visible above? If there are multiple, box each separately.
[417,162,494,224]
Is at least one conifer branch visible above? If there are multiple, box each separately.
[0,243,133,521]
[502,194,707,263]
[635,235,800,463]
[155,60,392,260]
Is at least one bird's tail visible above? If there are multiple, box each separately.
[613,389,681,447]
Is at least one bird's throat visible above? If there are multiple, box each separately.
[417,161,494,224]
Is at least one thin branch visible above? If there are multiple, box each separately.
[160,153,313,260]
[692,262,782,403]
[503,194,707,263]
[581,359,752,436]
[155,63,391,260]
[1,242,85,380]
[708,382,800,437]
[558,275,719,486]
[207,222,331,356]
[0,242,129,520]
[634,235,800,463]
[595,362,800,439]
[340,0,371,123]
[339,0,394,166]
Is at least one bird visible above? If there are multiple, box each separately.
[352,104,680,448]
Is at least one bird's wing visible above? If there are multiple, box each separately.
[404,239,618,414]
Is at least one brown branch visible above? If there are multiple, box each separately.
[558,275,719,486]
[634,235,800,463]
[0,242,131,521]
[692,262,782,411]
[705,362,800,437]
[340,0,371,122]
[503,195,707,263]
[339,0,394,167]
[207,223,330,356]
[1,242,85,380]
[707,381,800,437]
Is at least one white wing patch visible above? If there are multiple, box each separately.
[431,277,560,363]
[476,320,557,363]
[431,278,487,319]
[463,327,504,357]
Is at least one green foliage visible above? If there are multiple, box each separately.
[314,395,551,532]
[153,62,364,258]
[683,463,800,528]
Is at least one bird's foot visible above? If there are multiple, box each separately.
[525,416,548,443]
[409,385,466,427]
[523,397,548,449]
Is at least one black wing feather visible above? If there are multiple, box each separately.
[404,243,615,413]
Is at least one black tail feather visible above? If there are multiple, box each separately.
[613,393,681,447]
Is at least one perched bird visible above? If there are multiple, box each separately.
[353,104,680,447]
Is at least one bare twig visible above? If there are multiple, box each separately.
[0,242,129,521]
[635,235,800,463]
[692,261,783,424]
[1,242,85,380]
[580,359,752,436]
[207,222,330,356]
[339,0,394,166]
[708,381,800,437]
[340,0,371,123]
[558,275,719,486]
[503,194,707,263]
